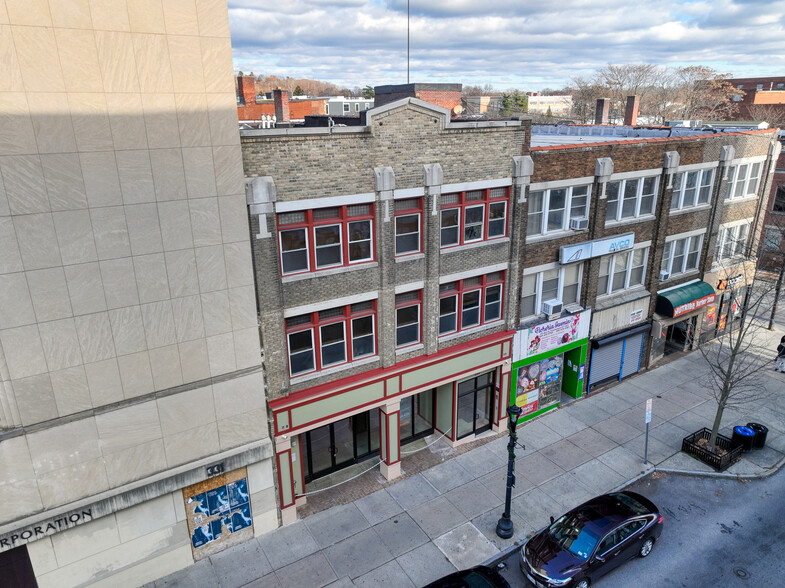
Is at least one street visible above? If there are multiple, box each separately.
[496,467,785,587]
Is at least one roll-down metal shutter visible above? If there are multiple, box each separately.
[588,339,624,387]
[620,333,644,379]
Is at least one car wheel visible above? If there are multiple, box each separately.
[639,537,654,557]
[575,579,590,588]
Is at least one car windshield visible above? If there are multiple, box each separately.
[548,510,601,561]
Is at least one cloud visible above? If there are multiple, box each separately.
[228,1,785,89]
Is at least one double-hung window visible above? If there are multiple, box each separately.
[661,233,703,278]
[527,184,590,236]
[438,272,504,335]
[395,291,421,348]
[440,187,508,248]
[671,168,714,211]
[773,185,785,213]
[597,247,648,296]
[605,175,658,222]
[394,198,422,256]
[715,222,751,262]
[726,161,763,200]
[277,204,374,275]
[286,301,376,377]
[520,263,582,318]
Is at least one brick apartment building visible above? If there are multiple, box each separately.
[240,89,778,525]
[0,3,277,586]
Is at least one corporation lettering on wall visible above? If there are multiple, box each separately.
[560,233,635,264]
[0,509,93,551]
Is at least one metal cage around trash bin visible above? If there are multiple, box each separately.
[746,422,768,449]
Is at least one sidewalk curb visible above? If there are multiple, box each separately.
[483,466,657,569]
[482,454,785,570]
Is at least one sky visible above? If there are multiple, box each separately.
[228,0,785,91]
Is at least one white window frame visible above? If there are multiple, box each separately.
[605,170,659,224]
[670,164,716,212]
[597,245,649,297]
[715,219,752,263]
[343,102,350,113]
[527,180,592,237]
[725,157,765,201]
[520,262,583,318]
[662,231,705,278]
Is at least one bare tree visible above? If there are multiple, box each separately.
[699,267,774,451]
[746,104,785,128]
[668,66,741,121]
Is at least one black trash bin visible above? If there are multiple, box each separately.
[732,426,756,452]
[746,422,768,449]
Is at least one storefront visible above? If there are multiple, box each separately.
[651,280,716,362]
[699,274,750,344]
[588,296,652,389]
[511,311,590,422]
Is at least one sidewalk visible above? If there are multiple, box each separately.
[152,319,785,588]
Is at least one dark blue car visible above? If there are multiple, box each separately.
[520,491,663,588]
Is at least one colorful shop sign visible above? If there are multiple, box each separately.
[514,356,562,417]
[513,311,591,360]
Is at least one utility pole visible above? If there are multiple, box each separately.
[407,0,410,84]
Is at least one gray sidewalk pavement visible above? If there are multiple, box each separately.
[152,318,785,588]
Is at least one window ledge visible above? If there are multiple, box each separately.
[669,203,711,217]
[395,253,425,263]
[660,269,700,284]
[725,195,758,204]
[282,262,378,283]
[289,355,380,385]
[525,230,573,244]
[438,320,504,343]
[595,286,650,311]
[396,343,424,355]
[605,214,656,228]
[710,257,751,272]
[441,237,509,254]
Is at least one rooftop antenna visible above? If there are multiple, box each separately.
[407,0,410,84]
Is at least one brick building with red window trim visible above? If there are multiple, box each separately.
[242,97,777,526]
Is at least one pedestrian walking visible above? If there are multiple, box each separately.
[776,336,785,373]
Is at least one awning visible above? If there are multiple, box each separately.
[655,281,716,318]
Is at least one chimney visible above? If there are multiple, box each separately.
[624,95,640,126]
[595,98,610,124]
[273,88,290,124]
[238,76,256,106]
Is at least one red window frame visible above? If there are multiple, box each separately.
[277,204,375,276]
[394,198,423,257]
[440,187,509,249]
[395,290,422,348]
[438,272,505,336]
[285,301,377,377]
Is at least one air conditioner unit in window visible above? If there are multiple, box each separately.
[659,270,670,281]
[542,299,563,316]
[570,217,589,230]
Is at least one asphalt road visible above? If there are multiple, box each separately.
[496,467,785,587]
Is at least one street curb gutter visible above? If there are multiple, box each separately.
[482,466,656,569]
[483,454,785,571]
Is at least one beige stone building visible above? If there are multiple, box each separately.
[0,1,276,586]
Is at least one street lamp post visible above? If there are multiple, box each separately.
[496,403,524,539]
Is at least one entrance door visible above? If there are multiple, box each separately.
[400,390,435,445]
[303,410,381,483]
[0,545,38,588]
[456,371,495,439]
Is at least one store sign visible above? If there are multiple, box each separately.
[717,275,744,290]
[673,293,715,317]
[513,309,591,362]
[630,309,644,324]
[560,233,634,264]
